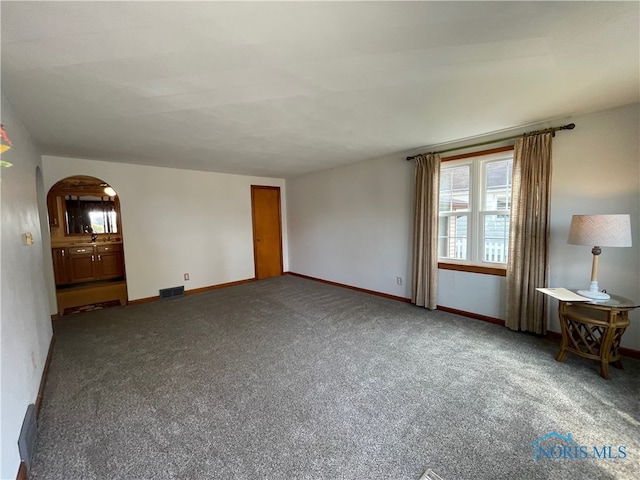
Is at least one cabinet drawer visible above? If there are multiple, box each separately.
[69,246,93,255]
[97,244,122,253]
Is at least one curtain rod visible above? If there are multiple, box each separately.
[405,123,575,161]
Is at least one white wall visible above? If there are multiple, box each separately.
[437,270,507,319]
[287,153,414,298]
[287,103,640,349]
[0,93,53,478]
[42,157,288,302]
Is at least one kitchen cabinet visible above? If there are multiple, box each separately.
[52,243,124,286]
[52,248,69,285]
[67,246,97,283]
[47,194,60,228]
[96,244,124,279]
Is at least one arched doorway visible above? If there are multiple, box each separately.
[47,176,128,315]
[36,166,58,315]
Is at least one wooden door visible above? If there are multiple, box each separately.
[251,186,283,279]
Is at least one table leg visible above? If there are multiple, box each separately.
[556,302,568,363]
[598,309,622,379]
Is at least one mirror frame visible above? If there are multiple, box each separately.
[47,176,123,239]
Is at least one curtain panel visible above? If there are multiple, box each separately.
[411,153,441,310]
[506,133,553,334]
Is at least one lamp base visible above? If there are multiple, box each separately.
[577,285,610,301]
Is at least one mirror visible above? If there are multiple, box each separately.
[64,195,118,235]
[47,175,122,239]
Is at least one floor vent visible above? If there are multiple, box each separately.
[159,286,185,299]
[18,404,37,470]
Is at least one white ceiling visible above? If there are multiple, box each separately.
[1,1,638,178]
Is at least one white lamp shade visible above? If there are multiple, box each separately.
[567,214,632,247]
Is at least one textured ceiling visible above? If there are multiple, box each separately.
[1,1,638,178]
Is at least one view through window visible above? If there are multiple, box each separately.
[438,149,513,265]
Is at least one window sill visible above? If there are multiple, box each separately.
[438,262,507,277]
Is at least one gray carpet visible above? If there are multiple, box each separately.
[31,275,640,479]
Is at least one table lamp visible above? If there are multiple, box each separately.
[567,214,632,300]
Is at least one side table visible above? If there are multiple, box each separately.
[555,292,639,379]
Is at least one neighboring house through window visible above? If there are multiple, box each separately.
[438,146,513,271]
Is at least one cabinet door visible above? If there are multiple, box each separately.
[47,194,60,228]
[68,247,97,283]
[97,248,124,279]
[52,248,70,285]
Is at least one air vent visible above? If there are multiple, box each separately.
[159,286,185,299]
[18,404,36,470]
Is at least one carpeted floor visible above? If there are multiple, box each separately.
[32,275,639,479]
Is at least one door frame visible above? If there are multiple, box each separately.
[250,185,283,279]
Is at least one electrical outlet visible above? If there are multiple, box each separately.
[184,273,190,281]
[396,276,402,286]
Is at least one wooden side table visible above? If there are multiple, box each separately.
[555,292,639,379]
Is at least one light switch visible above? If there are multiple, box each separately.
[25,232,33,246]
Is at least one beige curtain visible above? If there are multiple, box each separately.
[411,153,441,310]
[506,133,553,334]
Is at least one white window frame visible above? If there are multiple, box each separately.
[438,149,513,268]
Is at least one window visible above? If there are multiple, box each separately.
[438,148,513,267]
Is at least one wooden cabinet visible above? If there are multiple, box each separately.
[47,194,60,228]
[68,246,97,283]
[52,248,70,285]
[52,243,124,286]
[96,244,124,279]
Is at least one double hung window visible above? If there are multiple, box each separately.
[438,148,513,268]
